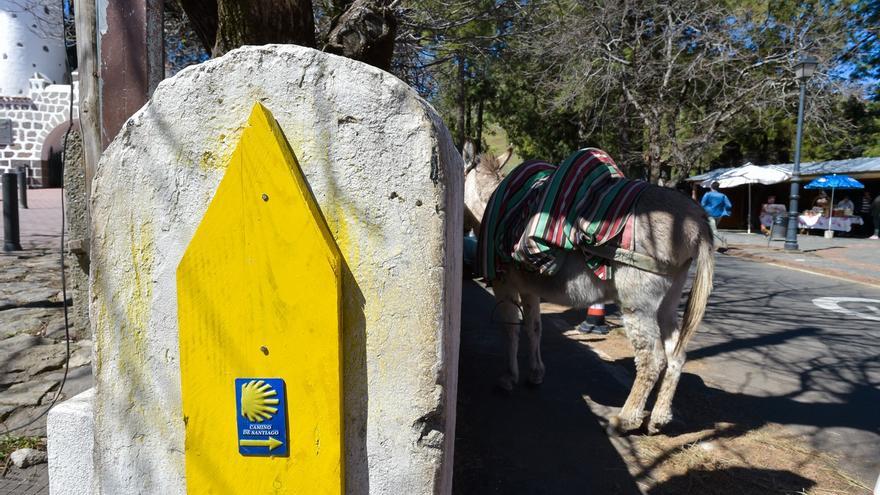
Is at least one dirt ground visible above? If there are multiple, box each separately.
[561,310,873,495]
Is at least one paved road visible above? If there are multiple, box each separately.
[692,254,880,485]
[454,253,879,493]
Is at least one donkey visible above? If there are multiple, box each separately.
[464,148,714,434]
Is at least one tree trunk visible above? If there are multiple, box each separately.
[646,120,662,184]
[213,0,317,56]
[324,0,396,71]
[178,0,397,71]
[475,98,484,154]
[617,94,631,176]
[456,54,466,150]
[174,0,218,53]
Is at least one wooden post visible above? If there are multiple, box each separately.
[74,0,100,192]
[98,0,164,148]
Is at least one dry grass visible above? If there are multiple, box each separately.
[614,424,872,494]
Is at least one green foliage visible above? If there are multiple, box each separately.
[803,97,880,160]
[464,0,879,183]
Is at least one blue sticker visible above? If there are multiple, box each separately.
[234,378,289,456]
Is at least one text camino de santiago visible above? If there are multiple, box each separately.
[243,424,279,436]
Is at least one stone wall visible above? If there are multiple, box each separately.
[0,72,79,186]
[89,45,462,494]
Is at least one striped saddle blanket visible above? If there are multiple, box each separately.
[477,148,648,281]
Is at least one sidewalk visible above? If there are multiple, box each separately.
[1,188,85,495]
[721,230,880,287]
[0,189,64,251]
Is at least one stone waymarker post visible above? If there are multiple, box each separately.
[178,103,343,493]
[78,45,462,493]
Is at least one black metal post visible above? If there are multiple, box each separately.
[17,166,28,209]
[784,82,807,251]
[3,172,22,251]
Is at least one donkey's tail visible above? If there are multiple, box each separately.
[673,226,715,356]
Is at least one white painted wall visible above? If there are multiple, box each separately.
[0,0,67,97]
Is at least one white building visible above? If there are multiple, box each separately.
[0,0,78,187]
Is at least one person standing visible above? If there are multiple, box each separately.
[701,181,732,249]
[871,193,880,240]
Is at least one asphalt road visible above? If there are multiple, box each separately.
[692,254,880,486]
[453,254,880,493]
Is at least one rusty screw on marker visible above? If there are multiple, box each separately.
[262,193,269,202]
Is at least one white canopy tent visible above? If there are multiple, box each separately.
[701,163,791,233]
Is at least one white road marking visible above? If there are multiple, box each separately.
[812,297,880,322]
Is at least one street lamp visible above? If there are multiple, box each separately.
[784,55,819,251]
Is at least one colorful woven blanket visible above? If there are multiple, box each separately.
[478,148,648,281]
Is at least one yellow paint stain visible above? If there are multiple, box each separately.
[94,216,168,441]
[117,219,155,420]
[177,103,344,494]
[330,204,360,273]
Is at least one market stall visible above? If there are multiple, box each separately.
[803,174,865,237]
[795,212,864,232]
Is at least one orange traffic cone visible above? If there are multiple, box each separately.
[577,304,609,334]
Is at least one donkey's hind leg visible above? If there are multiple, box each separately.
[648,269,690,434]
[611,270,669,433]
[521,293,545,385]
[611,308,666,432]
[493,282,522,391]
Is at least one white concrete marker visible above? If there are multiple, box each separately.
[88,45,462,495]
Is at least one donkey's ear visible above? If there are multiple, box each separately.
[497,146,514,170]
[462,139,476,174]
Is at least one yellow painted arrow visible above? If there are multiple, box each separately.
[178,103,343,494]
[239,437,284,451]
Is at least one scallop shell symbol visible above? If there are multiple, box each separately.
[240,380,280,422]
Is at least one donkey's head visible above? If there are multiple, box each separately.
[462,140,513,232]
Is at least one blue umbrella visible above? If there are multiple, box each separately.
[803,174,864,234]
[804,174,865,190]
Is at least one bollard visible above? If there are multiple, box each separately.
[3,172,22,251]
[17,166,28,209]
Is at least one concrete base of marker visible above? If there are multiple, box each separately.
[47,388,95,495]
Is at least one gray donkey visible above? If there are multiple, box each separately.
[462,143,714,434]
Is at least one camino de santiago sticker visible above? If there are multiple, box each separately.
[235,378,289,456]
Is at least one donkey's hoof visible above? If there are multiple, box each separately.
[647,412,673,435]
[610,414,643,434]
[527,368,545,386]
[648,417,685,436]
[496,374,517,392]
